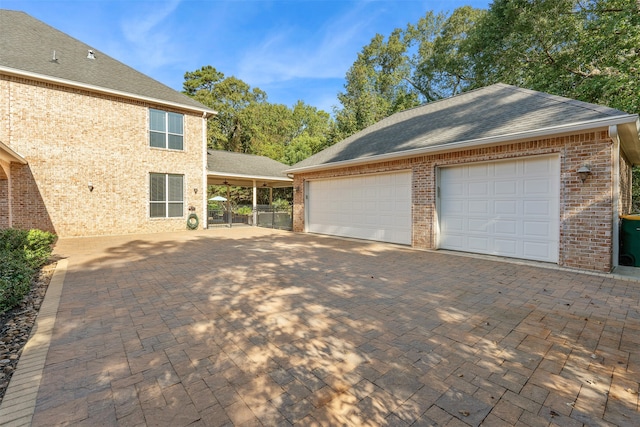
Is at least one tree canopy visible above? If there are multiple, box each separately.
[183,66,333,165]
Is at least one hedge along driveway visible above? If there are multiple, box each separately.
[15,228,640,426]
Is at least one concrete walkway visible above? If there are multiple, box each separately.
[2,228,639,426]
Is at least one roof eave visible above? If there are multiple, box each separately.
[617,118,640,165]
[286,114,639,174]
[0,140,28,164]
[207,171,292,182]
[0,66,217,117]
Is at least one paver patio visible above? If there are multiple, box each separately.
[2,228,639,426]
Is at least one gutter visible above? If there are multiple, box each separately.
[0,66,217,117]
[286,114,639,174]
[207,171,292,182]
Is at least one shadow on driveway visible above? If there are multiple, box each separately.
[23,228,640,426]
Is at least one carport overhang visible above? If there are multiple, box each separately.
[207,171,293,188]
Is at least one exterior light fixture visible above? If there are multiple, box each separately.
[194,188,198,194]
[88,182,94,192]
[577,165,591,182]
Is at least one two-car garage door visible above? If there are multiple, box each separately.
[439,155,560,262]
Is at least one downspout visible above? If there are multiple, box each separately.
[202,112,209,229]
[609,125,621,269]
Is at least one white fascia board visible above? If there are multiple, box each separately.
[286,114,639,174]
[0,66,217,117]
[207,171,292,182]
[0,140,27,164]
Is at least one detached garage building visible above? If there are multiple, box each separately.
[288,84,640,272]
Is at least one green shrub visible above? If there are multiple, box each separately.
[25,229,57,269]
[0,228,56,313]
[0,250,34,313]
[235,206,253,215]
[272,199,290,210]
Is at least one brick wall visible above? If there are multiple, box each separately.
[2,75,205,237]
[293,130,615,272]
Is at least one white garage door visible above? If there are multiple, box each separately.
[439,155,559,262]
[306,172,412,245]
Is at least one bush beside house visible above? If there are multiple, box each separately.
[0,229,56,313]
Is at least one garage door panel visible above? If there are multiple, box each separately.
[495,161,517,176]
[495,200,517,215]
[440,156,559,263]
[495,180,517,195]
[469,181,489,195]
[307,172,412,245]
[494,238,518,256]
[524,178,552,194]
[469,164,490,178]
[523,221,550,237]
[524,200,550,215]
[469,219,489,233]
[494,219,517,235]
[469,200,489,214]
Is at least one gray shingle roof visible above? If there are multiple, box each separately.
[290,83,635,170]
[0,9,211,112]
[207,150,291,179]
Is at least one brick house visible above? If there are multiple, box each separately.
[0,10,216,237]
[288,84,640,272]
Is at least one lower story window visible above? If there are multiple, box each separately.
[150,173,184,218]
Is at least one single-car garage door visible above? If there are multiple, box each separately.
[439,155,560,262]
[306,172,412,245]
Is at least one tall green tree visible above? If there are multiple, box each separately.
[334,7,484,140]
[184,66,333,165]
[334,28,422,140]
[410,6,485,100]
[183,66,267,152]
[467,0,640,114]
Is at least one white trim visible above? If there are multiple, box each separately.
[0,140,27,164]
[286,114,638,174]
[0,65,216,116]
[202,114,208,229]
[610,125,621,269]
[207,171,292,182]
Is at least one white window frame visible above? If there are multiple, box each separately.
[149,109,184,150]
[149,173,184,218]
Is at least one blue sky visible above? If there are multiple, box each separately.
[3,0,490,112]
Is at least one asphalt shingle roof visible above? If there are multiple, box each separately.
[291,83,632,170]
[0,9,210,112]
[207,150,291,179]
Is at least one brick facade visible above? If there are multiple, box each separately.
[294,130,629,272]
[1,75,206,237]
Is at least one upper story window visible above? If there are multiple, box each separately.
[149,109,184,150]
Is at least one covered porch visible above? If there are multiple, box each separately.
[0,140,28,229]
[206,150,293,228]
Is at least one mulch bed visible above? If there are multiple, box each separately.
[0,263,56,403]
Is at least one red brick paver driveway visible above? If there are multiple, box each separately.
[24,229,640,425]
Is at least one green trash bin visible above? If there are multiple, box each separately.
[620,215,640,267]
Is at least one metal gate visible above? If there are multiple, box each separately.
[256,205,293,230]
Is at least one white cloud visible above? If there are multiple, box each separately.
[236,2,382,85]
[115,0,185,70]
